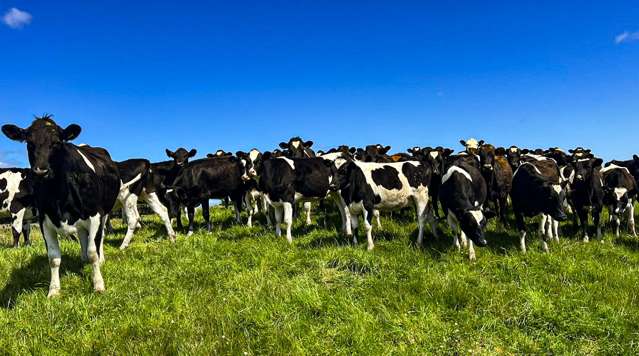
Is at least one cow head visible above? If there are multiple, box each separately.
[206,150,232,158]
[457,208,492,247]
[543,147,571,166]
[2,115,81,177]
[236,148,261,180]
[506,146,521,169]
[279,137,315,158]
[568,147,593,160]
[355,144,391,162]
[166,147,197,167]
[571,157,603,184]
[478,143,497,173]
[543,181,569,221]
[460,138,483,156]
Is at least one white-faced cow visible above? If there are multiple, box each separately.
[114,158,176,249]
[601,164,637,237]
[336,159,436,251]
[0,168,36,247]
[2,115,122,297]
[511,159,568,253]
[439,158,491,260]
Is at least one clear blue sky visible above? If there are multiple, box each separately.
[1,1,638,166]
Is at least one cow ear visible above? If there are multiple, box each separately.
[188,149,197,157]
[382,145,391,154]
[236,151,246,158]
[478,140,485,146]
[568,149,574,153]
[206,153,214,158]
[633,155,639,162]
[495,147,506,156]
[62,124,81,141]
[443,148,454,156]
[304,140,314,148]
[279,142,288,149]
[1,124,27,142]
[594,158,603,168]
[348,147,357,154]
[165,149,175,158]
[317,150,325,155]
[459,140,466,147]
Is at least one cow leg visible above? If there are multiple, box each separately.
[85,215,105,293]
[263,197,273,228]
[539,214,548,236]
[233,200,241,224]
[578,208,589,242]
[186,205,195,237]
[468,239,476,261]
[144,192,176,242]
[244,192,255,227]
[415,200,427,247]
[22,222,31,246]
[201,200,211,232]
[363,207,374,251]
[593,208,602,241]
[447,213,460,251]
[119,194,139,250]
[175,204,184,232]
[515,212,527,253]
[373,209,382,229]
[499,196,509,227]
[11,227,21,248]
[105,215,115,235]
[10,209,26,248]
[273,204,283,237]
[628,202,637,237]
[98,215,107,265]
[350,211,359,245]
[282,202,294,243]
[613,210,621,238]
[552,219,560,242]
[303,202,312,225]
[42,217,62,298]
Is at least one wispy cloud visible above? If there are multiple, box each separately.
[615,31,639,44]
[2,8,32,29]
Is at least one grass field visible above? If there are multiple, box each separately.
[0,206,638,354]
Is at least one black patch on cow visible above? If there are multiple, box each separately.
[0,178,6,191]
[402,162,430,188]
[371,166,402,190]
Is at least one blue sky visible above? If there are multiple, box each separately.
[1,1,638,166]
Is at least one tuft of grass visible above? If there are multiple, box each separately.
[0,206,638,354]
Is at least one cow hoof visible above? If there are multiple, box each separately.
[367,245,374,251]
[94,285,106,294]
[186,231,194,237]
[47,289,61,298]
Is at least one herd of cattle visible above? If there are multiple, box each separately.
[1,115,638,297]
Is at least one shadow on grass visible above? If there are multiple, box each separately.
[0,253,85,309]
[615,235,639,252]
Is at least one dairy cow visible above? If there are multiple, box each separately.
[2,115,122,297]
[601,164,637,237]
[570,156,604,242]
[0,168,36,247]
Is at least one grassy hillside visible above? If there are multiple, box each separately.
[0,207,638,354]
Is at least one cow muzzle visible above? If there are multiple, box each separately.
[33,167,49,176]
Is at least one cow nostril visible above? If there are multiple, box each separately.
[33,168,48,175]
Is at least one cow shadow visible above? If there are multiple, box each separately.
[0,253,85,309]
[614,235,639,252]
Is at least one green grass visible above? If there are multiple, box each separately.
[0,207,638,354]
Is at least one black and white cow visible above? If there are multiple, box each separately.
[337,159,436,250]
[258,154,339,243]
[0,168,36,247]
[608,155,639,188]
[601,164,637,237]
[2,116,122,297]
[439,159,491,260]
[570,157,604,242]
[165,155,252,235]
[511,159,568,253]
[407,146,453,219]
[506,146,522,170]
[114,159,176,249]
[207,149,233,158]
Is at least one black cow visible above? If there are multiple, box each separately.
[570,157,604,242]
[506,146,522,170]
[511,160,568,253]
[2,115,121,297]
[279,137,316,158]
[165,155,252,235]
[150,147,197,230]
[336,159,436,250]
[114,159,176,249]
[207,149,233,158]
[0,168,36,247]
[608,155,639,188]
[258,154,338,243]
[478,144,513,226]
[354,144,392,162]
[439,159,491,260]
[601,164,637,237]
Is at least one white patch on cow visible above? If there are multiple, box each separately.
[600,164,630,175]
[464,138,479,149]
[277,156,295,169]
[319,152,348,169]
[249,149,260,162]
[552,184,562,194]
[429,151,439,159]
[577,158,591,162]
[523,153,547,161]
[291,140,301,149]
[76,149,96,172]
[470,210,483,224]
[353,161,429,210]
[509,147,518,153]
[559,166,575,183]
[614,187,627,201]
[514,162,543,177]
[166,189,174,193]
[442,166,472,184]
[0,171,24,212]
